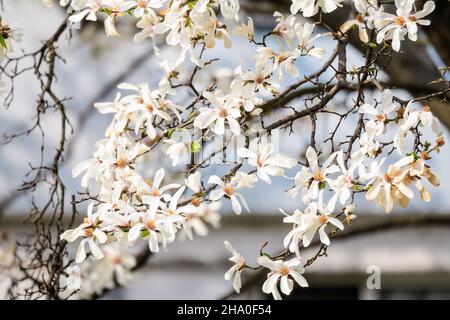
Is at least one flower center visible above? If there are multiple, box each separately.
[396,16,406,27]
[224,184,234,196]
[116,158,128,168]
[319,215,328,225]
[219,107,228,118]
[356,14,365,23]
[257,158,264,167]
[344,175,353,187]
[146,219,156,230]
[146,103,154,113]
[376,113,386,123]
[279,266,290,276]
[137,0,148,8]
[255,75,265,84]
[111,256,122,265]
[151,189,161,197]
[409,15,417,22]
[191,197,201,207]
[85,227,94,237]
[313,171,325,181]
[423,105,430,112]
[384,173,394,184]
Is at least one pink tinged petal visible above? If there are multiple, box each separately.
[415,1,435,19]
[302,228,316,247]
[323,0,338,12]
[328,217,344,230]
[308,180,319,199]
[224,240,239,256]
[394,155,414,167]
[392,28,401,52]
[237,148,257,160]
[88,238,104,260]
[397,183,414,199]
[306,146,319,173]
[224,265,237,281]
[227,116,241,136]
[319,226,330,245]
[194,109,217,129]
[359,103,378,116]
[290,271,309,287]
[72,159,91,178]
[230,196,242,215]
[75,239,88,264]
[235,193,251,212]
[148,231,159,253]
[280,276,293,295]
[69,9,91,23]
[233,271,242,293]
[359,26,369,43]
[339,187,351,205]
[366,181,382,201]
[153,168,165,189]
[257,168,272,184]
[213,117,225,135]
[257,255,279,270]
[208,175,225,187]
[93,229,107,244]
[128,224,142,242]
[210,189,225,201]
[169,186,185,211]
[262,273,280,294]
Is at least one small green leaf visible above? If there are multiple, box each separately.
[366,42,377,48]
[190,141,201,153]
[166,128,175,139]
[140,229,150,238]
[101,8,113,15]
[0,35,7,49]
[319,181,327,190]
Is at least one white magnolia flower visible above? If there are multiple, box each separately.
[140,168,181,208]
[194,90,241,136]
[237,140,296,184]
[60,203,107,263]
[134,11,160,43]
[289,146,339,201]
[233,17,254,40]
[340,0,378,42]
[164,138,190,167]
[208,172,257,215]
[229,79,261,113]
[241,63,277,95]
[183,201,222,238]
[329,151,363,207]
[291,0,343,18]
[224,241,246,293]
[185,171,202,194]
[283,193,344,250]
[361,157,414,213]
[258,256,308,300]
[358,89,399,135]
[69,0,103,24]
[128,203,165,253]
[374,0,435,52]
[295,22,325,59]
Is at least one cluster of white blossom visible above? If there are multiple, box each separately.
[38,0,445,299]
